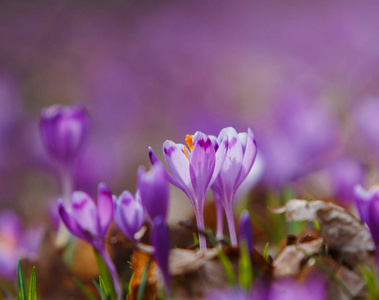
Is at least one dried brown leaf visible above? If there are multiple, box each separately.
[274,199,375,265]
[273,237,323,277]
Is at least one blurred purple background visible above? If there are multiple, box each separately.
[1,0,379,218]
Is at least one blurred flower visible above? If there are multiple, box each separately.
[149,132,227,251]
[326,158,365,203]
[114,190,145,242]
[211,127,257,246]
[58,183,121,298]
[138,164,169,223]
[238,210,254,254]
[0,210,43,280]
[268,276,326,300]
[260,92,340,188]
[39,105,89,169]
[354,184,379,244]
[151,216,170,291]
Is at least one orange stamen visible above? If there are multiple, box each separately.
[183,135,194,159]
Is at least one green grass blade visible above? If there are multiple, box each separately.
[93,278,108,300]
[217,251,236,286]
[239,242,253,290]
[17,261,27,300]
[94,250,116,300]
[99,276,110,296]
[359,264,379,300]
[73,278,97,300]
[263,242,269,261]
[28,266,37,300]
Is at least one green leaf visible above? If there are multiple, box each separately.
[192,233,199,245]
[313,220,321,231]
[28,266,37,300]
[73,278,97,300]
[126,273,134,297]
[217,251,236,287]
[17,261,27,300]
[359,264,379,300]
[99,276,110,296]
[137,258,153,300]
[238,242,253,290]
[94,249,116,300]
[263,242,269,261]
[93,278,108,300]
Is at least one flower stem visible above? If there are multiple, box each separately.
[56,166,74,248]
[194,205,207,252]
[215,197,224,245]
[225,202,237,247]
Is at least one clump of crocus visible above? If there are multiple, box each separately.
[0,210,43,281]
[238,210,254,254]
[149,131,227,251]
[58,183,121,299]
[114,190,145,243]
[211,128,257,246]
[354,184,379,245]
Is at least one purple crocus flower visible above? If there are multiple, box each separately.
[238,210,254,254]
[326,158,365,203]
[211,128,257,246]
[151,216,170,291]
[114,190,145,242]
[58,183,122,299]
[0,210,43,281]
[354,184,379,245]
[138,164,169,223]
[149,132,228,251]
[39,105,89,168]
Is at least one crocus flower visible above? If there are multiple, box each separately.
[138,164,169,223]
[238,210,254,254]
[0,210,43,281]
[326,158,365,203]
[211,128,257,246]
[114,190,145,242]
[354,184,379,245]
[149,132,227,251]
[39,105,89,168]
[58,183,121,299]
[151,216,170,291]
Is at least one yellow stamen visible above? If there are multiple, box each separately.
[183,135,194,159]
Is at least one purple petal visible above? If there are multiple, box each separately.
[58,200,89,242]
[97,183,114,237]
[354,184,379,224]
[236,128,257,188]
[217,127,244,200]
[163,140,194,199]
[238,210,254,254]
[70,191,99,237]
[148,146,183,191]
[189,134,216,204]
[138,164,169,222]
[114,191,145,240]
[210,136,228,185]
